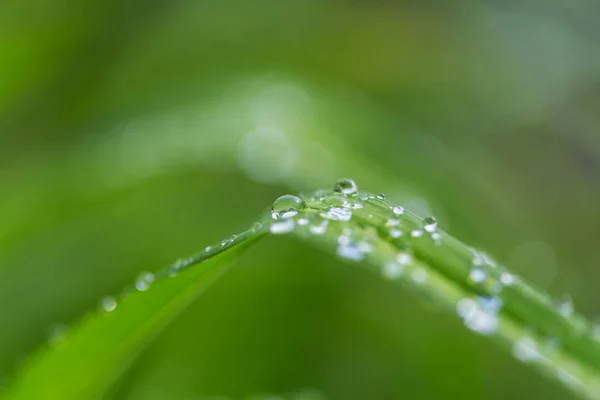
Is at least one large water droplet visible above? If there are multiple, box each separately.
[271,194,306,220]
[135,271,155,292]
[101,296,117,312]
[333,178,358,195]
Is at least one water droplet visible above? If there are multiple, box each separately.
[376,193,386,200]
[322,207,352,222]
[386,219,400,227]
[135,271,155,291]
[337,242,365,261]
[353,198,364,209]
[270,219,295,234]
[382,262,403,279]
[478,296,503,313]
[456,298,499,335]
[411,268,427,283]
[389,229,402,239]
[431,232,442,244]
[424,216,437,233]
[297,217,309,226]
[309,220,328,235]
[325,194,349,207]
[500,272,517,286]
[513,337,541,363]
[333,178,358,195]
[271,194,306,220]
[396,253,413,265]
[251,222,263,232]
[205,246,212,252]
[411,230,424,238]
[101,296,117,312]
[557,294,574,318]
[469,268,487,283]
[392,206,404,215]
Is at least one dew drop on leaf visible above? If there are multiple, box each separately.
[382,262,403,279]
[376,193,386,200]
[333,178,358,195]
[392,206,404,215]
[101,296,117,312]
[135,271,155,292]
[424,216,438,232]
[353,197,364,209]
[270,219,295,234]
[271,194,306,220]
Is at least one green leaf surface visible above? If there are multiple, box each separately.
[1,228,265,400]
[4,184,600,400]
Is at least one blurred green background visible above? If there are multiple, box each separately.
[2,1,600,398]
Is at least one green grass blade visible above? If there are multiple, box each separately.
[1,226,266,400]
[282,186,600,400]
[4,183,600,400]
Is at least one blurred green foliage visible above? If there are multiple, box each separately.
[1,1,600,399]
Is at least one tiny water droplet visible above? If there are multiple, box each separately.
[411,230,423,238]
[270,219,295,235]
[424,216,437,232]
[353,198,364,209]
[309,220,328,235]
[456,298,499,335]
[271,194,306,220]
[322,207,352,221]
[101,296,117,312]
[135,271,155,292]
[205,246,212,252]
[500,272,517,286]
[396,253,413,265]
[557,293,574,318]
[376,193,386,200]
[513,337,541,363]
[333,178,358,195]
[386,219,400,227]
[469,268,487,283]
[251,221,263,232]
[382,262,403,279]
[297,217,309,225]
[389,229,402,239]
[431,232,442,244]
[337,242,365,261]
[392,206,404,215]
